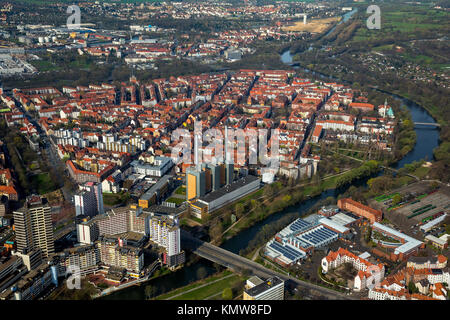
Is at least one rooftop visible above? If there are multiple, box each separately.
[198,175,260,204]
[245,276,284,298]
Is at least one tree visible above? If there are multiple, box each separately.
[263,185,274,198]
[407,281,418,294]
[234,203,245,219]
[392,194,403,206]
[222,287,233,300]
[196,266,207,279]
[145,285,157,299]
[209,221,223,241]
[365,226,372,243]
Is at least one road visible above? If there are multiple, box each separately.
[181,230,355,300]
[13,96,75,202]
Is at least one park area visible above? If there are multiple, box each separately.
[155,271,244,300]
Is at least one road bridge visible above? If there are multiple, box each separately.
[181,230,355,300]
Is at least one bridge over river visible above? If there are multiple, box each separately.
[181,230,356,300]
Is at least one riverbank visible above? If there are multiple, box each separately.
[103,49,441,300]
[220,164,364,241]
[154,270,241,300]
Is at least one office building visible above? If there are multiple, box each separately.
[207,163,221,192]
[186,162,235,202]
[13,195,54,258]
[138,174,173,208]
[96,236,144,277]
[186,167,206,201]
[149,215,185,267]
[53,244,100,276]
[190,175,260,218]
[130,156,173,177]
[76,216,100,244]
[74,182,104,217]
[243,276,284,300]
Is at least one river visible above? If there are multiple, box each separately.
[103,29,440,302]
[323,8,358,38]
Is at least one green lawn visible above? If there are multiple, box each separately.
[103,192,130,206]
[155,271,238,300]
[174,186,186,196]
[352,6,448,43]
[30,173,57,194]
[30,60,59,72]
[166,197,185,205]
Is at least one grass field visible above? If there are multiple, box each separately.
[352,6,449,43]
[30,60,59,72]
[166,197,185,205]
[174,186,186,196]
[155,271,241,300]
[103,192,130,206]
[282,17,340,33]
[31,173,57,195]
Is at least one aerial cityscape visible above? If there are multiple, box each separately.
[0,0,448,310]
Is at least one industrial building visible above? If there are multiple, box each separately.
[337,198,382,223]
[419,213,447,233]
[189,175,261,218]
[372,222,424,260]
[265,213,352,267]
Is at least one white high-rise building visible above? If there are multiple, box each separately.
[74,182,104,217]
[149,216,180,257]
[13,195,54,258]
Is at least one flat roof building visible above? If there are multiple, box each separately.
[13,195,54,258]
[338,198,382,224]
[191,175,260,217]
[243,276,284,300]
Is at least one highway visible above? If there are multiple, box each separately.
[181,231,355,300]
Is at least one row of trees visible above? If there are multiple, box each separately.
[335,160,380,189]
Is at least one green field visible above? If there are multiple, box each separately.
[155,271,241,300]
[174,186,186,196]
[30,60,59,72]
[165,197,185,205]
[103,192,130,206]
[352,5,449,42]
[30,173,57,195]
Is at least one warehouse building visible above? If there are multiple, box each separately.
[189,175,260,218]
